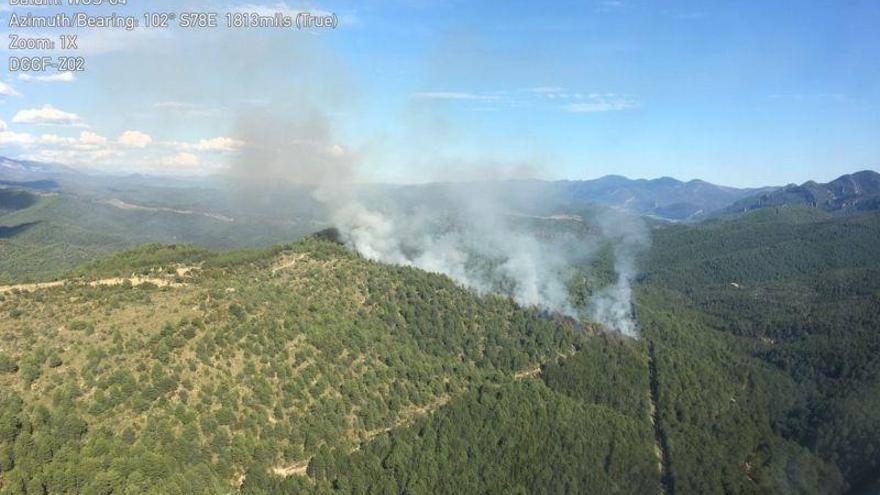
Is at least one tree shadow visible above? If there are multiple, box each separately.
[0,221,40,239]
[0,189,39,210]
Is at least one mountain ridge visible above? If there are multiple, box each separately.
[724,169,880,215]
[0,155,772,221]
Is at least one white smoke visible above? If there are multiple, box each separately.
[230,107,650,335]
[86,9,651,333]
[319,182,582,317]
[206,23,650,336]
[588,210,650,336]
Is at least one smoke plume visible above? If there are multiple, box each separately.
[216,28,649,336]
[588,211,650,337]
[230,107,649,335]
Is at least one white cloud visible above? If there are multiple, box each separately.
[19,148,120,167]
[0,81,21,97]
[564,94,638,113]
[195,137,244,152]
[171,136,244,153]
[37,134,75,146]
[19,72,76,83]
[0,120,5,132]
[0,130,35,146]
[78,131,107,146]
[12,105,81,125]
[118,130,153,148]
[13,132,117,167]
[38,131,107,149]
[161,152,200,167]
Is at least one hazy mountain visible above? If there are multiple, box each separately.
[0,156,74,181]
[384,176,776,221]
[0,156,774,222]
[551,175,777,220]
[724,170,880,215]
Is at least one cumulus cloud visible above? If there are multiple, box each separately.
[0,81,20,97]
[18,148,120,167]
[0,119,36,146]
[0,130,35,146]
[79,130,107,146]
[118,130,153,148]
[37,134,76,146]
[12,105,81,125]
[194,137,244,152]
[5,130,115,168]
[37,131,107,149]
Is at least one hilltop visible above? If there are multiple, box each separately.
[724,170,880,215]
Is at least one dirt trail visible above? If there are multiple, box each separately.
[648,341,674,495]
[271,254,307,275]
[272,394,452,478]
[100,198,234,222]
[514,366,542,380]
[271,459,310,477]
[0,276,187,294]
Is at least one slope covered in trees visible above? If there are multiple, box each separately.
[723,170,880,215]
[0,236,661,494]
[639,207,880,492]
[2,202,878,494]
[240,336,660,495]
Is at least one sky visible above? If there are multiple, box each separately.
[0,0,878,187]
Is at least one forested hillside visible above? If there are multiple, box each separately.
[1,201,878,494]
[0,236,662,494]
[724,170,880,215]
[640,207,880,493]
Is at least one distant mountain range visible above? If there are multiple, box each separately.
[550,175,776,220]
[0,156,72,180]
[724,170,880,215]
[1,155,878,221]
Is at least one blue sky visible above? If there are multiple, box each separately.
[0,0,878,187]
